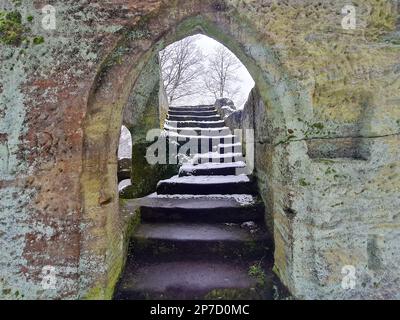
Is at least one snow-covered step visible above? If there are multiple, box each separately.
[168,110,217,117]
[216,142,243,154]
[164,124,230,134]
[165,120,225,128]
[134,193,263,223]
[179,161,247,176]
[169,106,215,112]
[166,140,238,154]
[147,192,257,204]
[134,222,267,244]
[168,114,221,122]
[191,152,244,164]
[166,131,239,141]
[218,142,242,148]
[131,222,270,260]
[164,128,232,137]
[118,179,132,192]
[217,142,242,149]
[156,175,256,195]
[165,132,241,153]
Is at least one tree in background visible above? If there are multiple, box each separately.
[201,46,242,103]
[159,36,204,104]
[160,36,250,107]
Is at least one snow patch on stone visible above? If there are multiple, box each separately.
[118,179,132,192]
[169,114,220,118]
[180,161,246,172]
[148,193,255,206]
[159,174,250,184]
[165,120,225,124]
[166,131,237,140]
[193,152,243,159]
[164,124,230,131]
[218,142,242,148]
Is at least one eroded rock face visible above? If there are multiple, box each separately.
[0,0,399,299]
[214,98,242,130]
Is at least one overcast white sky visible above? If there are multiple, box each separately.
[166,34,255,109]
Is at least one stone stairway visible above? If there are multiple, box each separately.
[115,105,281,300]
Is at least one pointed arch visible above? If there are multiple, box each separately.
[79,3,306,298]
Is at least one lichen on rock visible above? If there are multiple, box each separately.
[0,0,399,300]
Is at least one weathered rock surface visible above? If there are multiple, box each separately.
[0,0,399,299]
[214,98,242,130]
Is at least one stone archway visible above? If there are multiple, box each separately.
[2,0,397,301]
[79,4,304,299]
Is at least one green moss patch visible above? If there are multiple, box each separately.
[299,178,310,187]
[248,263,267,286]
[0,10,45,46]
[0,11,24,45]
[33,36,45,45]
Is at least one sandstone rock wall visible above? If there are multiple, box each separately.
[0,0,399,299]
[214,98,243,130]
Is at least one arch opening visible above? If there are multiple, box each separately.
[80,10,301,299]
[117,125,133,196]
[113,32,291,299]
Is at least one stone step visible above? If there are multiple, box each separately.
[133,194,264,223]
[165,137,240,154]
[118,158,131,182]
[156,175,256,195]
[132,222,271,260]
[166,131,240,143]
[118,179,132,192]
[165,120,226,128]
[217,142,243,148]
[166,133,241,153]
[164,126,231,136]
[169,105,215,112]
[118,170,131,182]
[168,110,218,117]
[114,260,272,300]
[216,142,243,154]
[168,115,221,122]
[179,162,247,176]
[191,152,244,164]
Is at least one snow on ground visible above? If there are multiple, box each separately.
[192,152,243,159]
[159,174,250,184]
[165,120,225,124]
[218,142,242,147]
[180,161,246,171]
[148,192,256,206]
[164,124,229,131]
[166,131,237,139]
[221,105,236,117]
[118,179,132,192]
[118,126,132,160]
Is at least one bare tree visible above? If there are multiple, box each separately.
[159,36,204,104]
[202,46,242,102]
